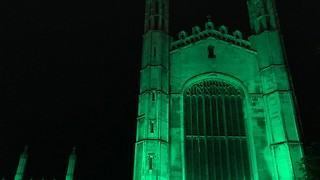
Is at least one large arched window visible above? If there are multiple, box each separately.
[184,80,250,180]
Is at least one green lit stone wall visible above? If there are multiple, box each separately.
[168,31,304,179]
[169,37,264,179]
[170,38,260,94]
[133,0,171,178]
[250,30,305,179]
[133,30,171,180]
[134,0,304,179]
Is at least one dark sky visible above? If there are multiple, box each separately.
[0,0,319,179]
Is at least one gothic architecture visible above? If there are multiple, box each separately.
[3,147,77,180]
[133,0,305,179]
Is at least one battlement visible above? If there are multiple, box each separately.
[171,21,251,50]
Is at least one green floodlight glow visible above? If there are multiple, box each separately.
[65,147,77,180]
[14,146,28,180]
[133,0,305,179]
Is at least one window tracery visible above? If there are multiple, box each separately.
[184,80,250,179]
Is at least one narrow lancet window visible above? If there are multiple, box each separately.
[153,47,156,57]
[152,91,155,101]
[208,45,216,58]
[149,158,153,169]
[154,0,159,14]
[148,153,155,170]
[150,121,154,133]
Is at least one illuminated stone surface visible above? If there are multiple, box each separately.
[14,146,28,180]
[134,0,305,179]
[65,147,77,180]
[11,147,76,180]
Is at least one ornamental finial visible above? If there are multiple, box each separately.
[207,15,212,22]
[24,145,28,153]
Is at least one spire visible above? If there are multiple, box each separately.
[206,15,212,22]
[65,146,77,180]
[14,146,28,180]
[144,0,169,34]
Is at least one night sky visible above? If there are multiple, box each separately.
[0,0,319,179]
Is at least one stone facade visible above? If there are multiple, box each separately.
[133,0,305,179]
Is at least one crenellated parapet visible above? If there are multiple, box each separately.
[171,21,251,50]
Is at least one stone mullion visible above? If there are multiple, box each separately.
[231,96,239,180]
[229,96,238,179]
[212,96,218,180]
[184,96,190,135]
[236,96,246,178]
[219,95,228,180]
[189,95,193,135]
[201,94,209,179]
[189,95,195,180]
[217,95,224,179]
[234,97,241,178]
[239,138,246,179]
[213,95,222,179]
[209,95,217,180]
[190,137,194,180]
[228,96,234,136]
[212,96,218,136]
[195,94,201,179]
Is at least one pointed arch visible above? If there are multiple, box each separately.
[181,72,256,180]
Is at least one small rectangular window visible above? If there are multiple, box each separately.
[150,121,154,133]
[148,153,155,170]
[153,47,156,57]
[149,157,153,169]
[208,45,216,58]
[152,91,155,101]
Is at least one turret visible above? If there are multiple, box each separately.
[247,0,280,34]
[133,0,171,179]
[144,0,169,33]
[246,0,305,179]
[65,147,77,180]
[14,146,28,180]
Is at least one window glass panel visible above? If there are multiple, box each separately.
[193,138,200,178]
[198,97,205,135]
[205,96,212,136]
[192,96,198,135]
[185,96,192,134]
[184,80,250,180]
[217,96,224,136]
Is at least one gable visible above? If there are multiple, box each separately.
[169,37,261,94]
